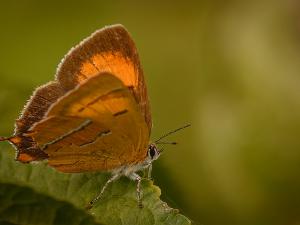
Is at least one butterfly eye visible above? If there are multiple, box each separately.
[148,144,158,160]
[150,148,156,159]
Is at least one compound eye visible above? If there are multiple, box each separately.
[149,147,156,159]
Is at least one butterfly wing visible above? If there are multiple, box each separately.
[26,73,149,172]
[56,24,151,131]
[9,25,151,163]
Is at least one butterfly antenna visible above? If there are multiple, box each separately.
[154,124,191,144]
[156,141,177,145]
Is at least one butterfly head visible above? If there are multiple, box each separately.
[146,124,191,163]
[147,143,160,162]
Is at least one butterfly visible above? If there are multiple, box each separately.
[0,24,189,209]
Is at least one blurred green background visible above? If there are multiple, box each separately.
[1,1,300,224]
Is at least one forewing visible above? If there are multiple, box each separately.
[56,24,151,131]
[27,73,149,172]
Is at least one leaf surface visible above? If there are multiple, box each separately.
[0,145,191,225]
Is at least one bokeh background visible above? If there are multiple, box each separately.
[1,1,300,224]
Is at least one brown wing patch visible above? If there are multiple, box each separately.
[26,74,149,172]
[16,81,64,134]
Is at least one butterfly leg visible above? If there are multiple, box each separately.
[86,173,120,210]
[147,163,153,180]
[128,172,143,208]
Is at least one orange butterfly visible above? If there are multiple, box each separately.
[0,24,189,209]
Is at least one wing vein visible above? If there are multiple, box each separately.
[41,119,92,150]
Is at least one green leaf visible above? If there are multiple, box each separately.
[0,145,191,225]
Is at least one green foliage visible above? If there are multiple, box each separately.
[0,145,190,225]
